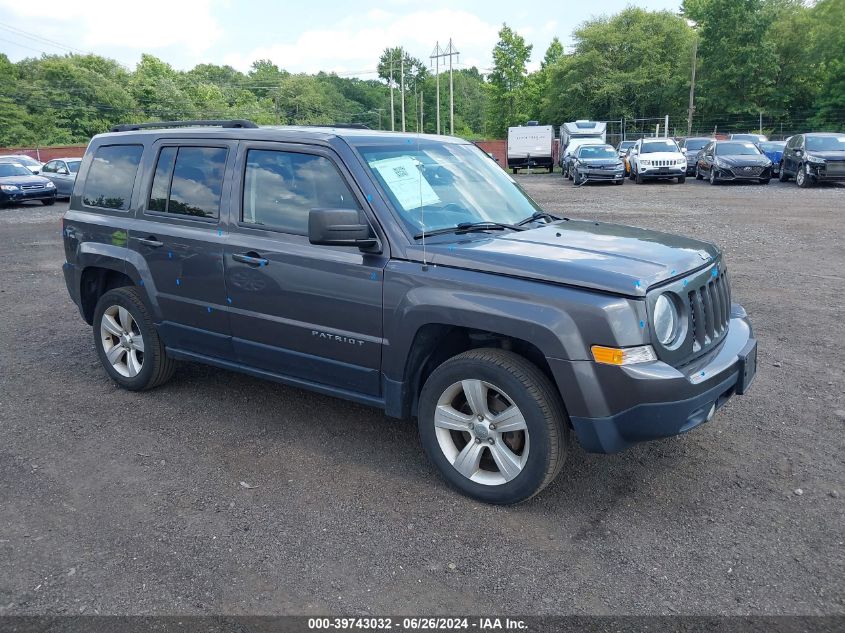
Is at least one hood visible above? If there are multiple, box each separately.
[715,155,771,167]
[640,151,683,160]
[0,174,50,186]
[805,150,845,161]
[409,220,721,297]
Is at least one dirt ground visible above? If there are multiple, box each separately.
[0,175,842,616]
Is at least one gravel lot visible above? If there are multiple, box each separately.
[1,177,843,617]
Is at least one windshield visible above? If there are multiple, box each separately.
[578,146,617,159]
[684,139,710,151]
[806,135,845,151]
[716,142,761,156]
[641,140,679,153]
[0,163,33,177]
[356,140,541,237]
[67,160,81,173]
[0,155,39,166]
[759,142,785,152]
[732,134,767,143]
[618,141,634,150]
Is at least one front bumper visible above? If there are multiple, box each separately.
[577,167,625,181]
[0,187,57,204]
[806,162,845,182]
[550,305,756,453]
[637,165,685,179]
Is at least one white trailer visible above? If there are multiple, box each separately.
[558,120,607,167]
[507,124,554,173]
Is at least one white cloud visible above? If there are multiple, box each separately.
[224,8,499,76]
[0,0,221,56]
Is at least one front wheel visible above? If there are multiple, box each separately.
[93,286,176,391]
[796,165,813,188]
[709,169,718,185]
[759,178,770,184]
[635,169,644,184]
[418,349,568,504]
[41,198,55,206]
[779,164,790,182]
[573,170,582,185]
[677,176,686,184]
[695,166,703,180]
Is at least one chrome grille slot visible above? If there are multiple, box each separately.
[686,268,731,356]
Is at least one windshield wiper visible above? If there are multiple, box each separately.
[516,211,566,226]
[413,221,526,240]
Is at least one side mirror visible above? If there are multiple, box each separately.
[308,208,378,249]
[794,149,803,156]
[681,147,687,154]
[58,168,69,175]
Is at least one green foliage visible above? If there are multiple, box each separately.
[486,24,533,137]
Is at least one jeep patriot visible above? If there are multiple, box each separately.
[62,120,757,503]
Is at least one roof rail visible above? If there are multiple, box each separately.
[308,123,371,130]
[110,119,258,132]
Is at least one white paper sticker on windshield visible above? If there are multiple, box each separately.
[369,156,440,211]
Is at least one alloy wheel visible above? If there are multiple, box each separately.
[100,305,145,377]
[433,379,530,486]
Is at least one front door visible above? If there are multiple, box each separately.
[130,139,237,359]
[223,142,387,397]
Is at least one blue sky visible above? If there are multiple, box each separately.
[0,0,682,76]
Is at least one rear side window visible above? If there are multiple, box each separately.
[82,145,143,210]
[148,146,227,219]
[241,149,360,235]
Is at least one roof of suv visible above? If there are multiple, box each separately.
[95,125,469,147]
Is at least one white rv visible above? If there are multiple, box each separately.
[559,120,608,176]
[507,123,554,173]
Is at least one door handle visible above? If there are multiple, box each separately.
[232,252,269,267]
[137,236,164,248]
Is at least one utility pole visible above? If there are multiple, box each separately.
[664,114,669,138]
[400,52,406,132]
[430,39,459,135]
[389,55,395,132]
[687,36,697,137]
[759,111,763,135]
[420,91,424,132]
[430,41,441,135]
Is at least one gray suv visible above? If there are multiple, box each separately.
[62,120,758,504]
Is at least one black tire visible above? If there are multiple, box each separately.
[695,166,703,180]
[548,165,554,174]
[573,170,582,185]
[418,349,568,504]
[93,286,176,391]
[41,198,55,206]
[615,178,624,185]
[779,165,790,181]
[796,165,812,188]
[677,176,686,184]
[759,178,770,184]
[709,169,718,185]
[635,169,644,184]
[512,168,519,175]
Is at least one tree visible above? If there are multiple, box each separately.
[487,24,533,137]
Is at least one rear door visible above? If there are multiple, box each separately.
[130,139,237,359]
[223,141,387,397]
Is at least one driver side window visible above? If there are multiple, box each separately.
[241,149,361,236]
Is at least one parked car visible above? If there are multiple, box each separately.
[571,144,625,185]
[694,140,772,185]
[561,137,605,179]
[681,137,713,175]
[616,140,635,158]
[41,157,82,198]
[779,132,845,188]
[0,162,57,206]
[628,138,687,183]
[0,154,44,174]
[758,141,786,177]
[62,119,757,504]
[730,133,768,144]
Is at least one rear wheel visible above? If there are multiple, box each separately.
[512,168,519,175]
[418,349,568,504]
[93,287,176,391]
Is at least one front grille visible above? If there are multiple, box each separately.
[688,270,731,353]
[825,161,845,175]
[650,159,678,167]
[21,184,44,190]
[731,166,763,177]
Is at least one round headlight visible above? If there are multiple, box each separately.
[653,293,679,346]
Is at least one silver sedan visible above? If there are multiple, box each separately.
[40,157,82,198]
